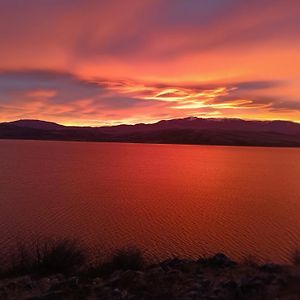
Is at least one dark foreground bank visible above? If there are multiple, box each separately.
[1,238,300,299]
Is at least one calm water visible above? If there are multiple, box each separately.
[0,140,300,262]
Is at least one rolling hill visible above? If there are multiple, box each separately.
[1,117,300,147]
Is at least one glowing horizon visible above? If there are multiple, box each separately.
[0,0,299,126]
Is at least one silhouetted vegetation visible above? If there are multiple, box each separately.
[242,255,260,267]
[86,246,145,277]
[197,252,237,268]
[291,249,300,265]
[2,239,146,279]
[2,238,300,299]
[6,238,87,276]
[111,246,145,271]
[3,238,300,279]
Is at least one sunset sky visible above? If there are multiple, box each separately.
[0,0,300,126]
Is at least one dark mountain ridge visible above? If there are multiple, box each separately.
[8,119,66,130]
[1,117,300,147]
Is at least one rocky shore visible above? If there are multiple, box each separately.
[1,253,300,300]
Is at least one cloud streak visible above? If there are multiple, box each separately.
[0,70,298,125]
[0,0,299,124]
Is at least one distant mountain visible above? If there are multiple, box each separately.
[1,117,300,147]
[8,119,65,130]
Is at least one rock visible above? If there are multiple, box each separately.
[160,257,183,270]
[239,277,264,295]
[38,277,52,292]
[208,253,237,268]
[211,287,223,296]
[0,253,296,299]
[188,282,203,293]
[202,279,211,289]
[0,288,8,299]
[94,285,111,298]
[29,290,67,300]
[49,277,75,291]
[260,263,283,273]
[112,287,121,295]
[118,270,143,286]
[222,280,238,290]
[55,274,65,281]
[92,277,104,286]
[67,276,79,288]
[185,290,200,299]
[146,266,164,278]
[111,287,130,299]
[107,270,122,285]
[273,275,288,286]
[165,268,182,282]
[6,281,18,291]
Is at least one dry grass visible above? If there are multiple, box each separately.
[7,237,87,276]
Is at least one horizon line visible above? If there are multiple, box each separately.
[1,116,300,128]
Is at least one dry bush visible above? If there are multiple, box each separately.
[8,237,87,276]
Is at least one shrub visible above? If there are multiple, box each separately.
[37,238,87,275]
[9,241,34,276]
[242,255,259,267]
[9,238,87,276]
[291,250,300,266]
[111,246,145,271]
[85,246,145,277]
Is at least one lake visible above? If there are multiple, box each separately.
[0,140,300,263]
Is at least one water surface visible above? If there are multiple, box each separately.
[0,140,300,262]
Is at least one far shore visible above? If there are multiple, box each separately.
[1,117,300,147]
[1,137,300,150]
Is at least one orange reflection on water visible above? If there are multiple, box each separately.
[0,140,300,262]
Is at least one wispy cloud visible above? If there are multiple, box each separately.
[0,0,299,124]
[0,70,298,125]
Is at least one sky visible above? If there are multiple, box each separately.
[0,0,300,126]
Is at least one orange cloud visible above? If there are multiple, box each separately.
[27,89,57,98]
[0,0,299,124]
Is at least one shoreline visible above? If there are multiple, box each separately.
[1,253,299,299]
[1,138,300,149]
[1,239,300,299]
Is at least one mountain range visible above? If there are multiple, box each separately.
[1,117,300,147]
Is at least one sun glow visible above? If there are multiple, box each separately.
[0,0,299,125]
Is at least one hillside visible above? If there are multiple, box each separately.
[1,117,300,147]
